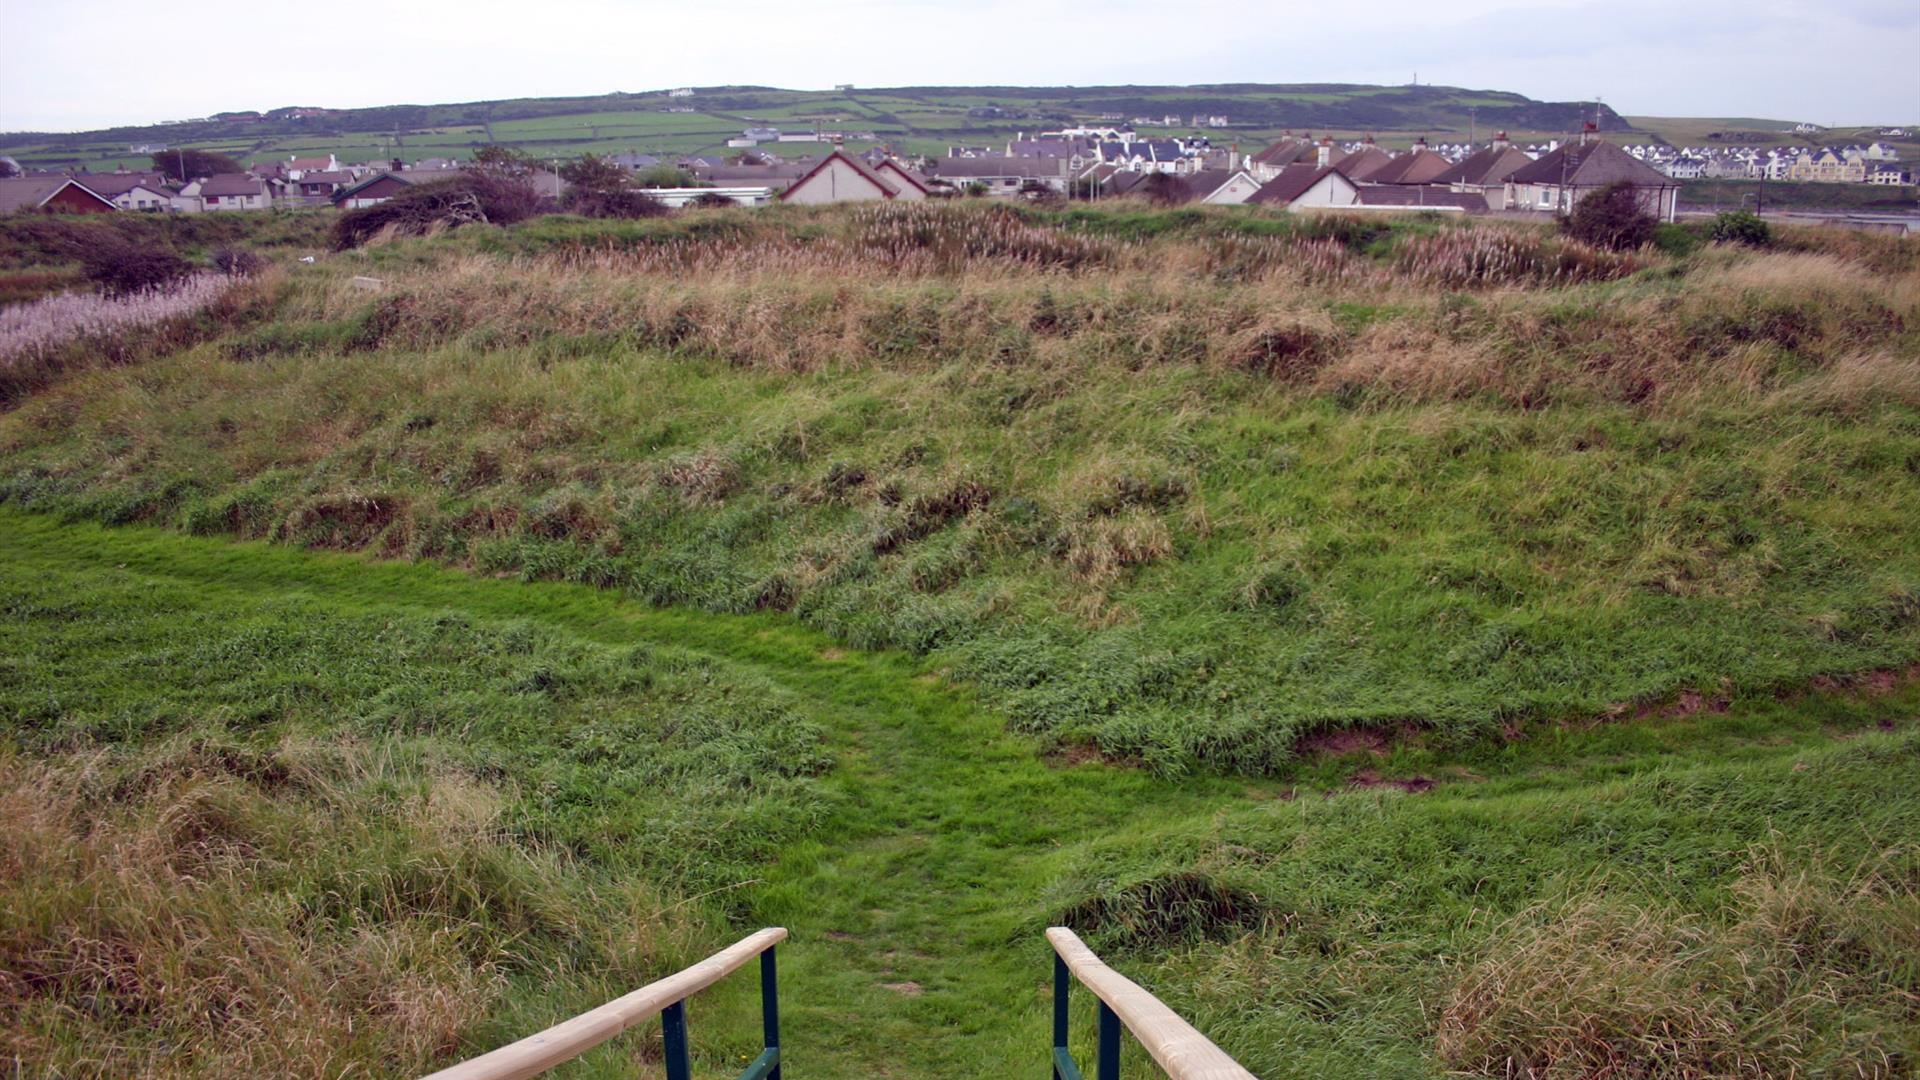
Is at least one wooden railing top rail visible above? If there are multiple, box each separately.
[421,927,788,1080]
[1047,927,1255,1080]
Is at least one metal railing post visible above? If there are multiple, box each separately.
[661,1000,691,1080]
[1053,953,1072,1080]
[1096,1000,1121,1080]
[761,946,782,1080]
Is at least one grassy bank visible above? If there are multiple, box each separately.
[4,202,1920,1076]
[2,511,1915,1077]
[3,203,1916,775]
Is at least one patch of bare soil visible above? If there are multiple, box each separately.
[1348,769,1436,794]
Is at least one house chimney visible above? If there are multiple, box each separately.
[1581,121,1598,146]
[391,158,404,172]
[1317,136,1333,167]
[1413,136,1429,153]
[1492,130,1510,150]
[1363,133,1377,148]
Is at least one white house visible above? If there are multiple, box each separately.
[1198,170,1263,204]
[194,174,274,211]
[779,149,913,204]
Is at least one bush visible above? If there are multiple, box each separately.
[1710,209,1772,247]
[688,191,737,210]
[331,173,540,250]
[562,187,669,219]
[78,237,191,295]
[1563,181,1658,251]
[212,245,267,276]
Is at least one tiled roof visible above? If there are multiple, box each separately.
[1432,146,1535,187]
[199,174,268,197]
[1363,149,1455,186]
[1246,164,1335,205]
[1507,141,1674,187]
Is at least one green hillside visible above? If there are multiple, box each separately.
[1,82,1630,172]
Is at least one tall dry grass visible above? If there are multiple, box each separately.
[1437,844,1920,1079]
[0,740,689,1077]
[260,217,1918,413]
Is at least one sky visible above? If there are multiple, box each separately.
[2,0,1915,133]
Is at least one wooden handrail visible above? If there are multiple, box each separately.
[422,927,788,1080]
[1047,927,1255,1080]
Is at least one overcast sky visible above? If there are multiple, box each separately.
[2,0,1915,132]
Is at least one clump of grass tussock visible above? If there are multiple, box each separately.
[1052,726,1920,1078]
[0,739,691,1078]
[1438,846,1920,1078]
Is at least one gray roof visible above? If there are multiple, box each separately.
[0,176,107,213]
[69,171,169,197]
[1432,146,1535,187]
[199,174,269,196]
[1507,141,1674,188]
[1247,164,1338,205]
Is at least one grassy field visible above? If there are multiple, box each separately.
[3,202,1919,1076]
[1,82,1652,173]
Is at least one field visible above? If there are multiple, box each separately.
[0,83,1649,173]
[2,202,1919,1077]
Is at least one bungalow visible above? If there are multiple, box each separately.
[1197,169,1264,205]
[1431,135,1535,210]
[779,149,914,204]
[1504,135,1678,220]
[331,172,416,209]
[0,176,117,214]
[927,156,1069,195]
[284,154,340,179]
[289,169,354,200]
[195,174,273,211]
[1256,166,1360,211]
[72,171,174,211]
[872,158,931,199]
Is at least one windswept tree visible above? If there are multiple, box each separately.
[470,144,537,177]
[558,153,629,196]
[152,148,242,182]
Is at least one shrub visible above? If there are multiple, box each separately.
[331,174,540,250]
[563,187,669,219]
[78,237,191,296]
[1710,209,1772,247]
[688,191,737,210]
[211,245,267,276]
[1563,181,1657,251]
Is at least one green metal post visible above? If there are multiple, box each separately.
[662,999,691,1080]
[1097,1000,1121,1080]
[762,946,782,1080]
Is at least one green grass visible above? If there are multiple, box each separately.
[4,207,1916,775]
[4,204,1919,1076]
[3,509,1916,1077]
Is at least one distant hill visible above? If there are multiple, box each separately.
[0,83,1629,172]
